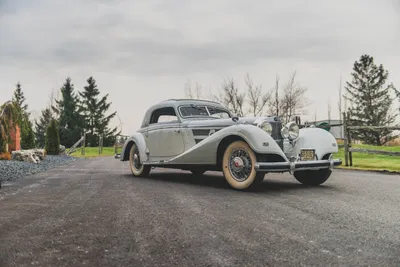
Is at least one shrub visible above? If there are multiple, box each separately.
[45,119,60,155]
[0,152,11,160]
[21,118,36,149]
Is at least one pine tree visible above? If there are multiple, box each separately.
[23,119,36,149]
[12,82,28,128]
[35,108,52,148]
[45,119,60,155]
[55,78,84,147]
[12,83,35,149]
[79,77,118,147]
[345,54,397,145]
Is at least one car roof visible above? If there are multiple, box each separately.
[140,99,229,128]
[148,98,226,110]
[161,98,222,106]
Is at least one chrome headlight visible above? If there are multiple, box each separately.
[257,120,273,135]
[281,121,299,141]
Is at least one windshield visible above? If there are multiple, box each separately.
[179,105,231,119]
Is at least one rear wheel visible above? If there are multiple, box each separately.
[222,141,264,190]
[293,169,332,186]
[129,143,151,177]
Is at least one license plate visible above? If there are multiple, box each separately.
[300,149,315,161]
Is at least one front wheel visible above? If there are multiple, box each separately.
[222,141,264,190]
[293,169,332,186]
[129,143,151,177]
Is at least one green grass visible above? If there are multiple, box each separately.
[69,147,116,158]
[334,144,400,172]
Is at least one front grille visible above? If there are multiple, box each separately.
[270,121,283,149]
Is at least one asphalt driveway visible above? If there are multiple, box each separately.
[0,157,399,267]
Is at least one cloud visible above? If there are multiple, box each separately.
[1,0,399,130]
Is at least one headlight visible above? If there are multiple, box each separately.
[281,121,299,141]
[257,120,273,135]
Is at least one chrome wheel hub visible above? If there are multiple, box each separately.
[228,149,252,182]
[132,147,142,170]
[232,157,244,172]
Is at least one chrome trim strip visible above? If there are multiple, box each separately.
[254,159,342,173]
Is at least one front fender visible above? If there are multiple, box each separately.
[285,128,339,160]
[120,132,148,162]
[168,124,287,165]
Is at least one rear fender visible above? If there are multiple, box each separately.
[120,133,148,162]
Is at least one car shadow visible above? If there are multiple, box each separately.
[121,169,336,194]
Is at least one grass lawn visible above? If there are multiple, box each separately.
[334,144,400,172]
[69,147,116,158]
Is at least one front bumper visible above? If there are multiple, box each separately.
[254,157,342,173]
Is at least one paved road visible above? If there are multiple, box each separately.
[0,157,399,267]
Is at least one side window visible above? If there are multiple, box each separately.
[149,107,178,124]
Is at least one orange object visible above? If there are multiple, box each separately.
[8,123,20,152]
[0,152,11,160]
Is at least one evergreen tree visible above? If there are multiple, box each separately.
[45,119,60,155]
[35,108,52,148]
[12,83,35,149]
[79,77,118,147]
[345,54,397,145]
[12,82,28,128]
[23,119,36,149]
[55,78,83,147]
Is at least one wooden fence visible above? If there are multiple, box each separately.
[298,113,400,167]
[341,112,400,166]
[113,134,130,157]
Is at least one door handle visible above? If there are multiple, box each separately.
[173,130,181,133]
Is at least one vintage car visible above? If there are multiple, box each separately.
[119,99,342,190]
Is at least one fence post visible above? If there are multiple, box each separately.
[114,135,118,155]
[347,113,353,166]
[101,134,103,154]
[98,135,101,155]
[81,132,86,156]
[343,112,349,166]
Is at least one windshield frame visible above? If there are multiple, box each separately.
[178,104,232,119]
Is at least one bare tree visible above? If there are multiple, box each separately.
[328,98,332,123]
[338,76,342,119]
[48,88,60,119]
[245,73,271,117]
[184,79,203,99]
[280,71,310,123]
[314,108,317,122]
[267,75,281,117]
[216,77,246,116]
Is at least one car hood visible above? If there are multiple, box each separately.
[181,116,267,128]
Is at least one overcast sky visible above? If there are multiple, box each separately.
[1,0,399,133]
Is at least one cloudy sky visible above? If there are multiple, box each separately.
[1,0,399,133]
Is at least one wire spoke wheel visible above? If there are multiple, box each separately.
[228,149,253,182]
[222,140,264,190]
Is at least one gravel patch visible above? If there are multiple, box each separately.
[0,155,80,183]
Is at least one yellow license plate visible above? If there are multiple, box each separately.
[300,149,315,161]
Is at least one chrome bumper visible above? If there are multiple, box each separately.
[254,158,342,173]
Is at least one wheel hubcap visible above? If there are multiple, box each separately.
[228,149,252,182]
[132,147,142,170]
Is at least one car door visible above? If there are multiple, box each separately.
[145,106,185,160]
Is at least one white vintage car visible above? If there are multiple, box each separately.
[120,99,342,190]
